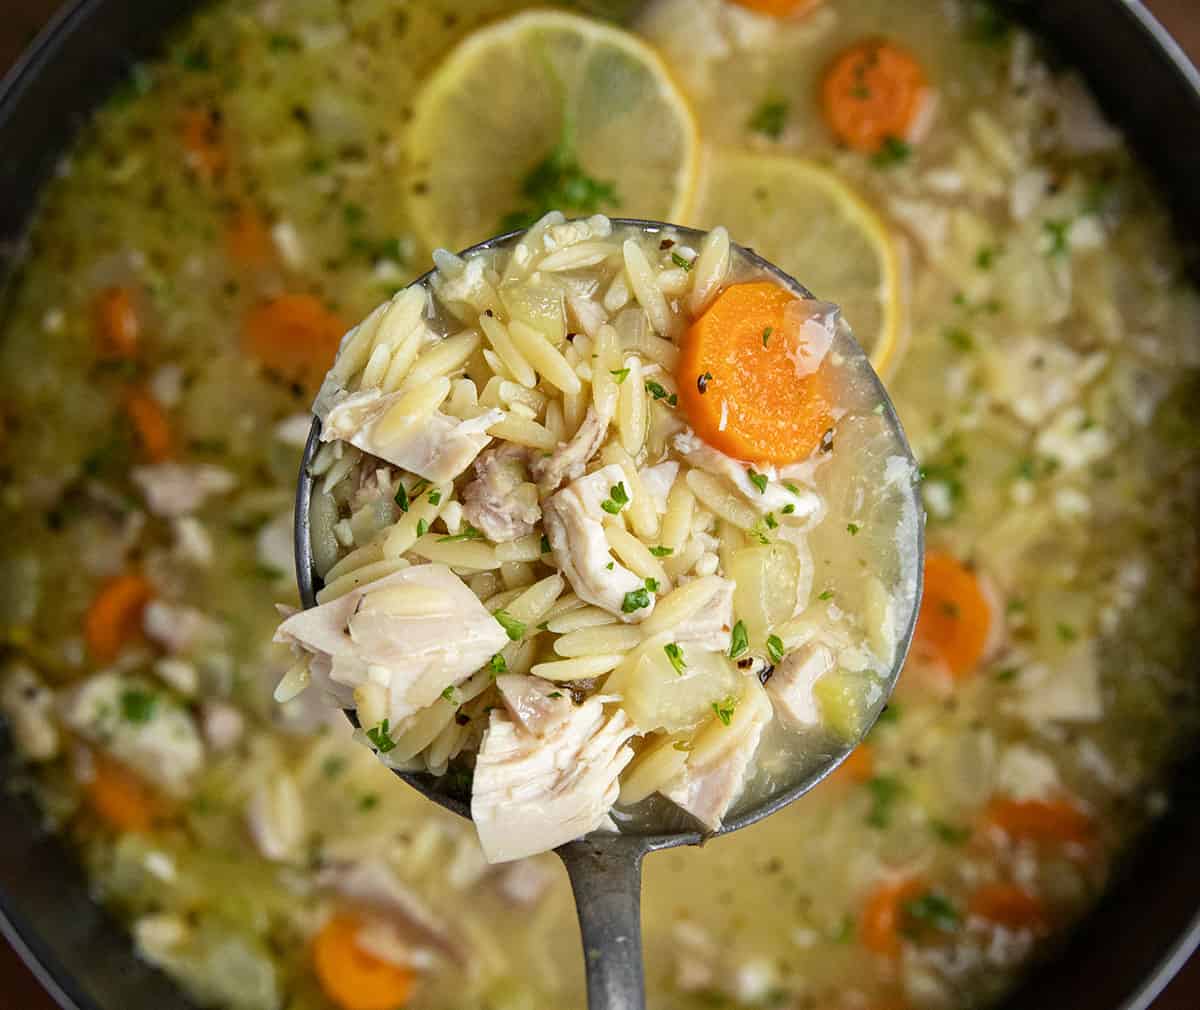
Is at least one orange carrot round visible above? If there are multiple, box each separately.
[860,877,925,957]
[982,797,1093,847]
[913,551,993,678]
[85,572,153,664]
[123,387,172,462]
[830,742,874,786]
[822,40,930,153]
[225,205,274,266]
[313,914,416,1010]
[93,286,141,359]
[180,106,227,183]
[732,0,824,17]
[243,294,345,391]
[967,883,1048,932]
[85,752,166,833]
[676,282,832,464]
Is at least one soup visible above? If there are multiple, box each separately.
[280,216,919,860]
[0,1,1198,1008]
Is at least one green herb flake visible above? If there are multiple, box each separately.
[120,689,157,724]
[644,577,660,594]
[438,524,484,542]
[489,654,508,676]
[621,587,652,613]
[179,45,212,72]
[1056,622,1078,643]
[943,327,974,351]
[847,522,861,535]
[817,589,834,601]
[697,371,713,394]
[267,33,301,53]
[903,892,962,934]
[747,468,769,494]
[766,635,785,664]
[649,545,674,557]
[748,99,789,140]
[1043,218,1072,257]
[664,643,687,675]
[358,793,380,812]
[540,533,552,553]
[764,512,778,529]
[321,755,347,779]
[829,915,856,943]
[784,482,802,496]
[394,484,410,512]
[729,620,749,659]
[610,367,631,384]
[494,610,526,641]
[416,518,429,537]
[366,719,398,754]
[673,739,694,753]
[976,245,999,269]
[601,481,630,515]
[712,695,737,726]
[762,326,773,347]
[441,686,458,703]
[605,561,615,570]
[931,820,971,845]
[866,776,904,828]
[645,380,672,402]
[994,665,1020,682]
[671,251,693,272]
[781,503,795,515]
[871,136,912,168]
[427,490,442,505]
[548,691,563,699]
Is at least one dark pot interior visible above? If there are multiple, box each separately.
[0,1,1199,1009]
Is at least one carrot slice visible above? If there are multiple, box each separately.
[731,0,823,17]
[225,204,274,266]
[913,551,993,679]
[243,294,345,391]
[93,286,141,359]
[967,883,1049,932]
[180,106,227,183]
[123,387,172,462]
[313,914,416,1010]
[860,877,925,957]
[830,742,874,786]
[84,572,153,664]
[85,752,166,833]
[676,282,832,464]
[982,797,1093,847]
[822,40,930,153]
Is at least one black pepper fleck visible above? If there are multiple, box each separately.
[697,371,712,394]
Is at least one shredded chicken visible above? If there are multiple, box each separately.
[320,386,503,483]
[472,698,636,862]
[245,774,305,862]
[201,700,245,752]
[765,642,834,729]
[495,674,575,737]
[673,578,735,652]
[61,672,204,796]
[637,460,679,514]
[543,464,655,623]
[494,857,557,907]
[674,431,819,520]
[318,858,462,961]
[274,564,508,726]
[143,600,221,655]
[662,684,771,830]
[130,463,236,518]
[461,444,541,542]
[531,406,611,495]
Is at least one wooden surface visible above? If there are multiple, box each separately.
[1,1,1199,1008]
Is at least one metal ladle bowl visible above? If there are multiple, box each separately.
[294,220,924,1010]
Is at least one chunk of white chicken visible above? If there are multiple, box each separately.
[530,406,611,496]
[495,674,575,737]
[130,463,236,518]
[317,858,461,961]
[143,600,222,655]
[60,672,204,796]
[543,464,655,623]
[274,564,508,728]
[461,443,541,542]
[672,578,735,653]
[245,773,306,863]
[472,698,636,862]
[0,664,60,762]
[321,386,504,484]
[764,641,834,729]
[662,681,772,830]
[200,700,245,752]
[494,857,557,908]
[637,460,679,514]
[673,431,820,521]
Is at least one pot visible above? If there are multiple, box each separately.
[0,1,1198,1008]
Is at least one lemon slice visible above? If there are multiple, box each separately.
[407,11,700,254]
[689,150,905,379]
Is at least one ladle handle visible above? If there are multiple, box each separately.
[557,837,647,1010]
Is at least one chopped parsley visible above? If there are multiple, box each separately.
[438,524,484,542]
[847,522,861,535]
[416,518,429,537]
[766,635,785,664]
[489,653,507,676]
[903,892,962,934]
[817,589,834,601]
[540,533,552,553]
[1043,218,1072,257]
[605,561,615,571]
[427,490,442,505]
[671,251,693,272]
[747,468,768,494]
[441,685,458,703]
[548,691,563,699]
[664,642,687,674]
[761,326,773,347]
[697,372,713,394]
[781,503,795,515]
[1056,622,1078,643]
[394,484,411,512]
[643,577,660,594]
[943,326,974,351]
[783,481,802,496]
[994,665,1020,682]
[976,245,1000,269]
[930,820,971,845]
[866,776,904,828]
[494,610,526,641]
[601,481,630,515]
[321,755,347,779]
[747,98,789,140]
[728,620,749,659]
[649,545,673,557]
[967,0,1011,44]
[267,33,301,53]
[610,367,631,384]
[712,695,737,726]
[871,136,912,168]
[358,793,380,812]
[673,739,694,753]
[366,719,398,754]
[120,689,157,724]
[764,512,778,529]
[621,587,652,613]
